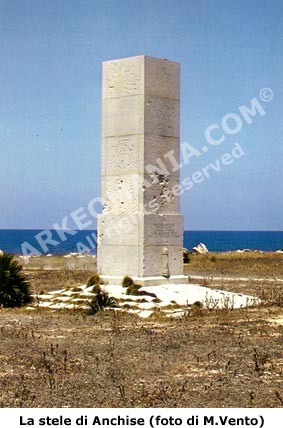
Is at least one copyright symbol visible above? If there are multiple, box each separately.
[259,87,273,102]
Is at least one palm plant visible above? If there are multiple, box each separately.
[87,285,116,315]
[0,251,32,307]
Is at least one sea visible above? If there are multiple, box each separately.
[0,229,282,256]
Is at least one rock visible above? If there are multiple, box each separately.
[138,310,153,319]
[192,243,208,254]
[0,249,4,256]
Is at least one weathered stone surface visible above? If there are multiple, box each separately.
[144,135,180,175]
[98,245,141,277]
[98,56,186,284]
[144,97,180,137]
[143,174,180,214]
[97,214,141,246]
[101,175,142,213]
[145,56,180,100]
[142,245,183,277]
[101,135,143,176]
[143,215,183,246]
[102,95,144,137]
[102,56,144,99]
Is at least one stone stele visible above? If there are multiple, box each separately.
[97,55,187,285]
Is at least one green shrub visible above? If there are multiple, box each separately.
[0,251,32,308]
[86,285,116,315]
[87,273,104,288]
[122,275,135,288]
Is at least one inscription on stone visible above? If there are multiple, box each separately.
[152,222,179,238]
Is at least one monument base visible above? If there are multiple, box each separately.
[100,275,188,287]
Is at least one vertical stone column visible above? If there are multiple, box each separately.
[97,55,186,285]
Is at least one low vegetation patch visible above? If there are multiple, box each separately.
[86,285,116,315]
[184,251,283,277]
[71,286,83,292]
[122,275,135,288]
[125,282,141,295]
[87,273,105,287]
[0,251,32,308]
[122,277,157,298]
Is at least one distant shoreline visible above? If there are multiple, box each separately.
[1,229,283,254]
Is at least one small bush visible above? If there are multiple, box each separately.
[125,283,157,298]
[0,251,32,308]
[122,276,135,288]
[189,301,204,317]
[92,283,103,294]
[137,290,157,298]
[87,274,104,288]
[71,286,83,292]
[126,283,141,295]
[86,285,116,315]
[183,248,190,264]
[121,276,157,298]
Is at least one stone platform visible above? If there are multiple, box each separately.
[100,275,188,286]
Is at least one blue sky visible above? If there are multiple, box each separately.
[0,0,282,230]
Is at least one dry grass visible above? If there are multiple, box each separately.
[24,269,93,293]
[1,252,283,407]
[1,307,283,407]
[184,252,283,278]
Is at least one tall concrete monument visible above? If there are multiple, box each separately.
[97,55,186,285]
